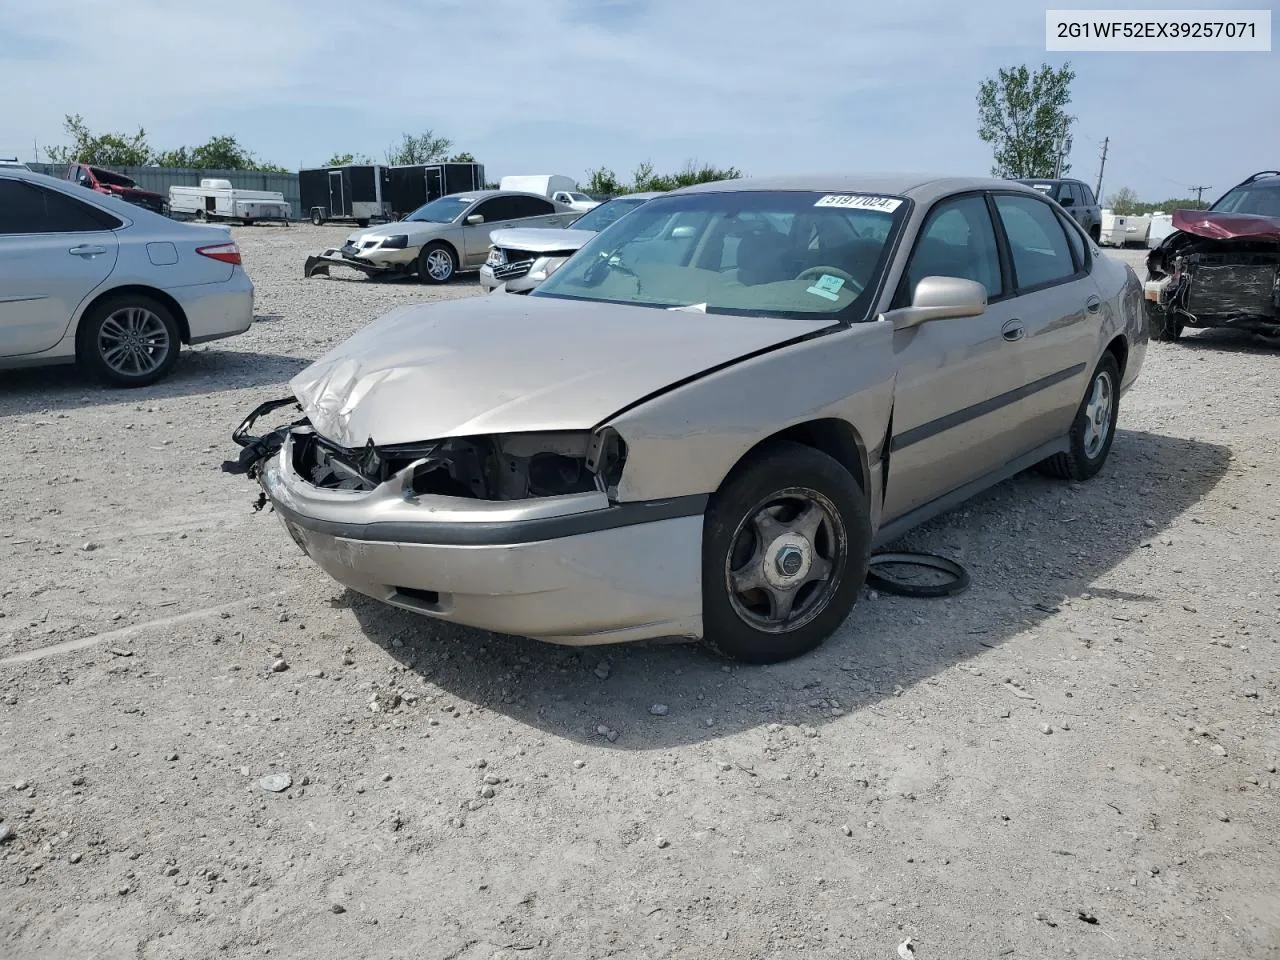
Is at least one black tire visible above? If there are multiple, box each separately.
[1039,353,1121,481]
[356,218,370,228]
[417,242,457,285]
[702,441,870,664]
[242,218,254,227]
[1146,301,1183,342]
[310,209,324,226]
[76,294,181,388]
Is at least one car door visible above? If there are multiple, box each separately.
[880,192,1030,522]
[461,195,522,266]
[0,177,121,358]
[988,191,1098,451]
[1077,183,1100,232]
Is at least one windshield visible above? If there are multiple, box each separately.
[532,190,908,320]
[1210,182,1280,217]
[570,196,650,233]
[405,195,474,223]
[568,192,592,203]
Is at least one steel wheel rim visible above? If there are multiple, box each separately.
[1082,369,1114,459]
[98,307,170,376]
[425,249,453,280]
[724,486,846,634]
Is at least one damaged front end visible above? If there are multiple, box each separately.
[1144,209,1280,339]
[290,428,627,501]
[223,396,628,505]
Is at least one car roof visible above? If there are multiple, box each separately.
[671,174,1044,205]
[1016,177,1083,185]
[442,189,569,203]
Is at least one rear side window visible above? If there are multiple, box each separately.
[1056,211,1087,270]
[993,194,1077,289]
[901,194,1004,300]
[510,196,555,218]
[473,196,521,222]
[1078,183,1096,206]
[0,180,121,234]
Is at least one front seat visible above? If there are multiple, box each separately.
[735,228,793,286]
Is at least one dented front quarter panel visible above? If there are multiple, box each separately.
[605,322,895,528]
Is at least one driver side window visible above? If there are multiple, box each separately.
[900,195,1004,304]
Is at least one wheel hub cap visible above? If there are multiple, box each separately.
[768,537,812,587]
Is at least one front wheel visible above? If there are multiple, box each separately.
[76,295,181,387]
[417,242,457,284]
[1039,353,1121,481]
[310,209,325,226]
[702,442,870,664]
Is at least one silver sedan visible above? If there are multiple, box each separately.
[231,174,1146,663]
[0,167,254,387]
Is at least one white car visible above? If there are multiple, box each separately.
[551,189,600,212]
[0,168,254,386]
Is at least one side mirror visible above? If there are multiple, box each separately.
[882,276,987,331]
[466,214,484,225]
[1059,195,1075,207]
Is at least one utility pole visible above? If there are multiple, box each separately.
[1189,185,1212,208]
[1052,119,1070,179]
[1094,137,1109,201]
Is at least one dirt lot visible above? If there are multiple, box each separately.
[1,226,1277,960]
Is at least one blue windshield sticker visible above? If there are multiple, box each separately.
[805,274,846,301]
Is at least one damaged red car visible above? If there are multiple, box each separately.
[1144,171,1280,342]
[65,163,168,216]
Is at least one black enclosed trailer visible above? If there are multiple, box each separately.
[384,162,486,218]
[299,165,391,226]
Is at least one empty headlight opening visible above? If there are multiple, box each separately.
[295,429,627,501]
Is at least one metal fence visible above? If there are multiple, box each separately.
[29,163,303,219]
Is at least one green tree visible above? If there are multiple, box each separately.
[1105,186,1141,215]
[585,166,623,195]
[155,135,286,172]
[322,152,373,166]
[44,113,153,166]
[449,151,476,163]
[631,159,742,192]
[387,131,452,165]
[976,62,1076,178]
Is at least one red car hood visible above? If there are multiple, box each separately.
[1171,209,1280,242]
[101,183,164,201]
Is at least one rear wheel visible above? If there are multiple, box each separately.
[310,209,325,226]
[356,218,370,228]
[76,295,181,387]
[1039,353,1121,481]
[702,442,870,664]
[417,242,457,284]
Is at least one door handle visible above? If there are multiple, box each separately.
[69,244,107,258]
[1086,295,1101,314]
[1001,319,1025,342]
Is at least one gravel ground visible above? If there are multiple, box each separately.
[1,227,1277,960]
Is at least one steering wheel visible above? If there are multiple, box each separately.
[796,265,862,295]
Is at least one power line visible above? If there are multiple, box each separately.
[1189,185,1212,206]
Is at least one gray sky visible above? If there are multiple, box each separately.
[1,0,1275,202]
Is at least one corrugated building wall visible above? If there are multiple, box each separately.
[29,163,302,219]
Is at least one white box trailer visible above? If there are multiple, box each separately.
[168,179,292,225]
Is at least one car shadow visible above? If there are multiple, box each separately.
[347,428,1230,750]
[1173,328,1280,354]
[0,349,310,417]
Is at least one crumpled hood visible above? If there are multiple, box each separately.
[346,221,450,244]
[290,294,830,448]
[1170,209,1280,242]
[489,227,595,253]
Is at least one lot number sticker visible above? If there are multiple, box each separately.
[814,194,903,212]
